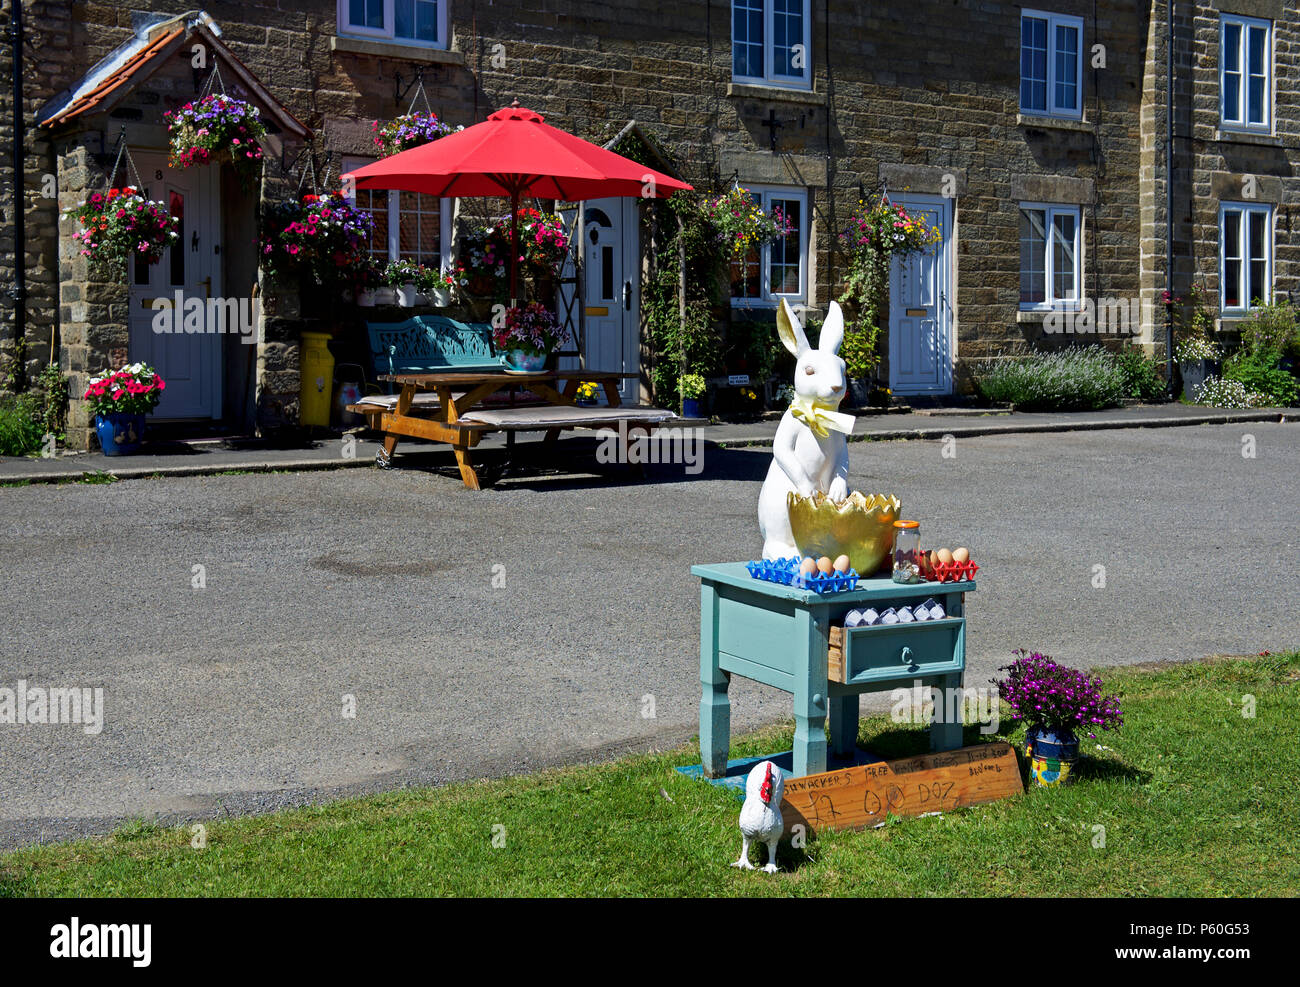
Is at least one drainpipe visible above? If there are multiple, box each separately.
[8,0,25,388]
[1165,0,1175,394]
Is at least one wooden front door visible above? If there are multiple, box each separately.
[888,195,952,396]
[127,154,223,420]
[580,198,639,404]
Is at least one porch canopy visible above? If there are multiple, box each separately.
[340,102,693,300]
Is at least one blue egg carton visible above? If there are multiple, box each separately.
[746,557,860,594]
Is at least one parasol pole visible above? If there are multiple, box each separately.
[510,184,520,307]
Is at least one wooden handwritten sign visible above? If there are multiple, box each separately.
[782,743,1022,836]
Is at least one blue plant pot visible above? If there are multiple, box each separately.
[95,412,146,456]
[682,397,701,418]
[1025,726,1080,787]
[502,349,547,373]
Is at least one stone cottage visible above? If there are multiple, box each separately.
[0,1,1295,449]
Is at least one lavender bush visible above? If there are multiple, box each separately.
[994,650,1123,739]
[974,347,1127,411]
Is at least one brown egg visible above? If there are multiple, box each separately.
[953,547,970,564]
[799,557,817,577]
[816,556,834,575]
[833,554,851,574]
[936,548,954,566]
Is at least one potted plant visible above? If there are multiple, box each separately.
[574,381,600,407]
[994,650,1123,787]
[492,302,570,372]
[679,372,706,418]
[83,363,166,455]
[260,191,375,300]
[381,259,430,306]
[701,185,792,258]
[63,187,179,279]
[372,111,455,158]
[1176,333,1222,399]
[165,94,267,190]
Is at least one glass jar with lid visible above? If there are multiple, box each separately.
[891,519,922,583]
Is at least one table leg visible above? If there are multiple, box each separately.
[792,608,828,778]
[828,692,859,758]
[930,591,966,752]
[699,583,730,778]
[930,672,965,752]
[378,384,415,466]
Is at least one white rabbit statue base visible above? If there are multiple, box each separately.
[758,298,856,560]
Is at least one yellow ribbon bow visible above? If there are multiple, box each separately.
[789,394,856,438]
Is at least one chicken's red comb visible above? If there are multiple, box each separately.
[759,762,774,804]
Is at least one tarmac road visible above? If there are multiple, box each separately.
[1,421,1296,850]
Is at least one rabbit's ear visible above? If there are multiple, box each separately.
[776,298,810,356]
[819,301,846,354]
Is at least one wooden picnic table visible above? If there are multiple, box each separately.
[368,369,653,489]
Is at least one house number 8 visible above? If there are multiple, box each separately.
[155,169,163,180]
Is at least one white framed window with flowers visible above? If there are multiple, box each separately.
[729,185,808,307]
[1019,203,1082,310]
[342,156,452,270]
[1219,202,1272,314]
[337,0,448,49]
[1220,14,1272,133]
[731,0,812,90]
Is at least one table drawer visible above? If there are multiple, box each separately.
[827,618,965,685]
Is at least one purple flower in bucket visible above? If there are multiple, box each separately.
[992,650,1123,739]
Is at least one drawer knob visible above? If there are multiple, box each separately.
[900,646,914,665]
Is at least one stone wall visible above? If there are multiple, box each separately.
[1,0,1297,429]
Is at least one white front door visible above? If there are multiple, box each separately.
[579,198,639,404]
[127,154,222,420]
[888,195,953,395]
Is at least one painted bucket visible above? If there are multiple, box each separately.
[682,397,701,418]
[502,349,547,373]
[1026,727,1080,787]
[95,413,145,456]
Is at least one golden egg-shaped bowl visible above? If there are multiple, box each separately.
[787,491,902,576]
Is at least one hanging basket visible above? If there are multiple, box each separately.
[62,133,178,279]
[165,88,267,190]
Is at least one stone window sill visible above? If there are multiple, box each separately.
[1016,113,1094,134]
[1214,129,1282,147]
[330,35,465,65]
[1017,310,1046,323]
[727,82,825,107]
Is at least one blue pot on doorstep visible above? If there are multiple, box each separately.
[501,349,547,373]
[682,397,701,418]
[1025,726,1080,787]
[95,412,146,456]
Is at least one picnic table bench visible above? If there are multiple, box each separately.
[347,316,676,489]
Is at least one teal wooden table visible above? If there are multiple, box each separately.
[692,562,977,780]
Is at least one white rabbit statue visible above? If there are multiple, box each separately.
[758,299,856,560]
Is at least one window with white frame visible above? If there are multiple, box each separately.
[343,156,452,270]
[1019,204,1081,309]
[1220,14,1271,132]
[1220,203,1272,313]
[338,0,448,48]
[731,0,812,90]
[730,186,808,306]
[1020,10,1083,119]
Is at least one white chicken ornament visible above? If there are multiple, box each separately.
[731,760,784,873]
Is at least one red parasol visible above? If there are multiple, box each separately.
[341,102,693,302]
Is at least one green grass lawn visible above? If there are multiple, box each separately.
[3,652,1296,897]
